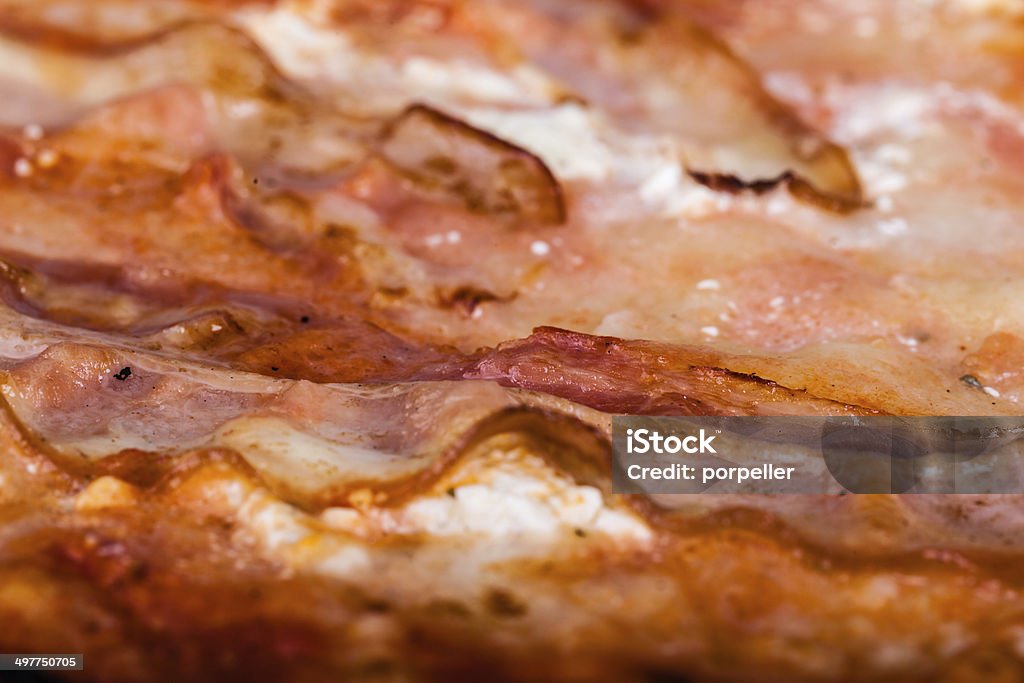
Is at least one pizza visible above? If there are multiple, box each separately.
[1,0,1024,680]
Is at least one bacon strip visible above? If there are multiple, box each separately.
[379,104,566,225]
[0,20,371,176]
[482,0,863,211]
[0,338,611,508]
[464,326,875,416]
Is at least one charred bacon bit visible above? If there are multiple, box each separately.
[687,170,794,195]
[378,104,566,225]
[687,169,864,212]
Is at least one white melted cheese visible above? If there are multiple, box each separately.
[238,5,557,107]
[460,104,728,217]
[219,445,653,581]
[400,58,557,105]
[825,81,1024,217]
[461,104,616,182]
[236,8,360,81]
[463,102,730,219]
[390,448,651,543]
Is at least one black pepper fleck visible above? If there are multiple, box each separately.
[113,367,132,381]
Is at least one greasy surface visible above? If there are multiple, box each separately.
[1,0,1024,681]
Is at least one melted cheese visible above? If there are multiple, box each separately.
[239,4,559,109]
[395,448,651,542]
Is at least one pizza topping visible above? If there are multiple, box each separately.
[466,326,876,416]
[0,335,620,510]
[0,1,1023,680]
[687,169,869,212]
[484,1,863,212]
[0,20,371,177]
[231,322,465,383]
[686,170,795,196]
[609,13,862,212]
[379,104,566,225]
